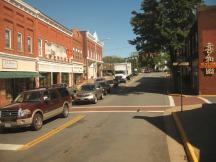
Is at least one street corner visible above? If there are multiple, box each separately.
[172,103,216,162]
[171,95,206,107]
[198,95,216,104]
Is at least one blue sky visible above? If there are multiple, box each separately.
[25,0,215,58]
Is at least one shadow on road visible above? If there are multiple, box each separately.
[133,104,216,162]
[111,75,170,96]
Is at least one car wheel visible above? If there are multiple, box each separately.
[32,113,43,131]
[62,104,69,118]
[93,96,98,104]
[101,93,104,100]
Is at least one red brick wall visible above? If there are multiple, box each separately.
[72,29,84,63]
[198,7,216,94]
[0,1,73,60]
[0,1,37,57]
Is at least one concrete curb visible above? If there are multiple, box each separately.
[171,111,199,162]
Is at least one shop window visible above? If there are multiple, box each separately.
[17,32,23,51]
[5,28,12,49]
[38,38,43,57]
[27,36,33,54]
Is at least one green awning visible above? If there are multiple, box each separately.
[0,71,42,78]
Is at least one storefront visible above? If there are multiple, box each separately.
[72,63,84,85]
[173,6,216,95]
[0,54,39,107]
[37,60,73,87]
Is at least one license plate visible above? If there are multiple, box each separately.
[5,123,11,128]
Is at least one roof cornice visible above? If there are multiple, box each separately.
[4,0,73,37]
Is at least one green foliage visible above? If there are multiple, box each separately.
[130,0,203,56]
[103,56,125,63]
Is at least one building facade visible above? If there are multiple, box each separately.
[71,28,84,85]
[0,0,103,107]
[81,31,103,79]
[173,6,216,95]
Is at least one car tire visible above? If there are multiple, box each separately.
[93,96,98,104]
[32,113,43,131]
[61,104,69,118]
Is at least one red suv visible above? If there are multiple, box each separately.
[0,87,72,131]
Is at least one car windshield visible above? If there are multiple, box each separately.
[14,91,42,103]
[81,85,95,91]
[100,82,107,87]
[115,71,125,74]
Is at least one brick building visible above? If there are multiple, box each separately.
[81,31,103,79]
[173,6,216,95]
[0,0,103,107]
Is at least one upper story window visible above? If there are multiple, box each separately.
[38,38,43,57]
[17,32,23,51]
[5,28,12,49]
[27,36,33,54]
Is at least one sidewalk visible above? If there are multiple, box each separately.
[171,95,205,106]
[169,104,216,162]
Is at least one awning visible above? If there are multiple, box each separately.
[0,71,42,78]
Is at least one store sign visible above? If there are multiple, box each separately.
[2,59,17,69]
[200,42,216,75]
[73,65,83,73]
[45,42,67,58]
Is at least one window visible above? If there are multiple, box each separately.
[27,36,33,53]
[17,32,23,51]
[50,90,59,100]
[38,38,43,56]
[58,88,69,97]
[5,28,11,49]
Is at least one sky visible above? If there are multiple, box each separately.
[25,0,216,58]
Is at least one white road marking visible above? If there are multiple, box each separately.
[168,96,175,107]
[69,110,164,113]
[72,105,171,109]
[198,96,212,104]
[0,144,23,151]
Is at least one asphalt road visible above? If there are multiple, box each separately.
[0,72,172,162]
[73,72,171,108]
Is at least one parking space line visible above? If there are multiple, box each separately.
[70,110,164,113]
[0,144,24,151]
[168,95,175,107]
[73,105,171,109]
[198,96,212,104]
[18,115,85,151]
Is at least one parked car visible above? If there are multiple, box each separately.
[0,87,71,131]
[97,81,111,95]
[95,77,105,82]
[74,83,103,104]
[67,87,78,100]
[106,80,114,88]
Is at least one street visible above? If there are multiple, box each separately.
[0,73,172,162]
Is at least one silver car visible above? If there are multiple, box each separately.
[74,83,104,104]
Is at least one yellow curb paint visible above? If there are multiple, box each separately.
[172,112,198,162]
[18,115,85,151]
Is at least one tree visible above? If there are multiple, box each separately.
[103,56,125,63]
[130,0,203,61]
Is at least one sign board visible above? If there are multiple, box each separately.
[2,59,18,69]
[200,42,215,75]
[45,42,67,58]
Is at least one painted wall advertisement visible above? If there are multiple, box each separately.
[200,42,216,75]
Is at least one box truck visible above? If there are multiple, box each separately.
[114,63,132,83]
